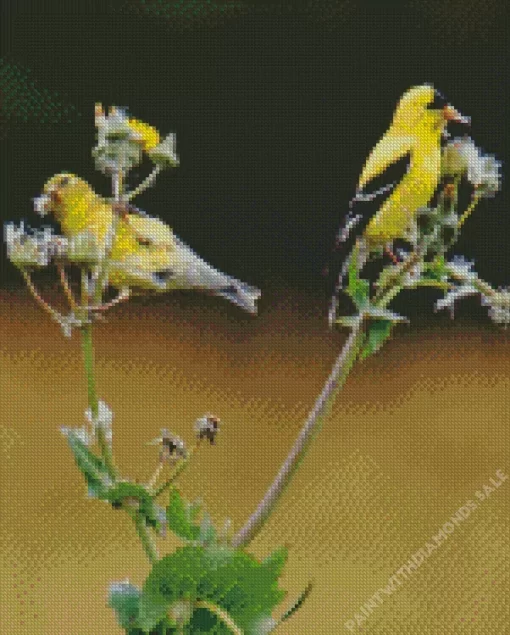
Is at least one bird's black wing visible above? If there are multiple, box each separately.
[324,151,412,325]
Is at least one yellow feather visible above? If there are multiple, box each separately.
[355,85,451,247]
[357,134,413,192]
[40,173,260,311]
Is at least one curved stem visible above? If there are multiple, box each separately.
[232,321,366,548]
[21,270,64,323]
[126,165,161,201]
[194,600,243,635]
[153,441,201,499]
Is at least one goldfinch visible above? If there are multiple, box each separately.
[36,173,260,313]
[345,84,470,249]
[327,85,469,323]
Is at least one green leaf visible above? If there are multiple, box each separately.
[422,256,447,283]
[346,245,370,309]
[105,482,163,532]
[375,262,399,293]
[334,315,361,329]
[166,489,201,542]
[138,546,287,633]
[108,581,142,630]
[360,319,393,360]
[262,546,288,579]
[277,581,313,625]
[64,431,111,498]
[198,511,217,546]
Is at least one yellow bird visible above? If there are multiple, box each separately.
[36,173,260,313]
[347,84,470,249]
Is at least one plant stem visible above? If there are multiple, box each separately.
[458,191,483,229]
[127,165,161,201]
[194,600,243,635]
[373,249,421,305]
[21,270,65,323]
[126,508,159,564]
[232,321,366,548]
[79,320,117,481]
[58,264,78,309]
[93,170,124,304]
[153,442,201,499]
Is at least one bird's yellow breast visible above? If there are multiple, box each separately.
[57,188,113,242]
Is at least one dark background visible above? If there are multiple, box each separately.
[1,5,509,634]
[1,0,509,311]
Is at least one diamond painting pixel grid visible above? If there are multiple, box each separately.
[1,1,509,633]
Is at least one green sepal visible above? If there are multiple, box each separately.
[422,256,447,283]
[166,488,201,542]
[375,262,400,293]
[334,315,361,329]
[359,319,394,360]
[166,489,218,546]
[362,306,408,323]
[346,245,370,309]
[105,482,163,531]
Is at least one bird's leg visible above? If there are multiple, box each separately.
[111,200,131,219]
[384,245,400,265]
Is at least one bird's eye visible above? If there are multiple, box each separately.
[135,236,151,247]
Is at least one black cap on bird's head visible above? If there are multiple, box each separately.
[426,90,448,110]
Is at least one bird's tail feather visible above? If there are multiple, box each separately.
[216,281,261,314]
[175,238,260,313]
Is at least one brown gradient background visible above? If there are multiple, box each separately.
[2,0,510,633]
[1,285,509,634]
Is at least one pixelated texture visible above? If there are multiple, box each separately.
[0,58,81,126]
[1,0,509,633]
[1,291,509,633]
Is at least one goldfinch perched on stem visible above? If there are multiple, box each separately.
[36,173,260,313]
[328,84,470,323]
[348,84,470,249]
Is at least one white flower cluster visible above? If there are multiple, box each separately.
[93,106,143,175]
[482,289,510,326]
[61,400,113,446]
[448,137,501,196]
[434,257,509,326]
[85,401,114,445]
[4,221,67,268]
[149,132,179,168]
